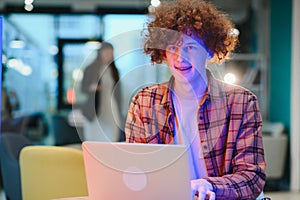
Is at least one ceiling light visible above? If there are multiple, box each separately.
[24,0,34,5]
[7,58,32,76]
[2,54,7,64]
[9,38,25,49]
[49,45,59,55]
[85,41,102,50]
[24,4,34,12]
[151,0,161,7]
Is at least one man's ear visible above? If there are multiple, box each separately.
[163,53,167,60]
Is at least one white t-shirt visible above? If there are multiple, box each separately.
[172,86,208,180]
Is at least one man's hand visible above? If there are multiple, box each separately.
[191,179,215,200]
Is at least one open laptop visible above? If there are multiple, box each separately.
[82,141,191,200]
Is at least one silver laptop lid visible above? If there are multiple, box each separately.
[82,142,191,200]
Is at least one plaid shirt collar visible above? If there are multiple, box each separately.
[165,69,221,112]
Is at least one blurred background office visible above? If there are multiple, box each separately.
[0,0,300,198]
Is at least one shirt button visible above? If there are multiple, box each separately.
[200,116,204,120]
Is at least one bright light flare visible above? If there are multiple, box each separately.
[24,4,34,11]
[151,0,161,7]
[224,73,236,84]
[72,68,84,82]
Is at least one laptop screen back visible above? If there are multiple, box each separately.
[82,142,191,200]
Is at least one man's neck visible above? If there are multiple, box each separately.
[174,74,207,100]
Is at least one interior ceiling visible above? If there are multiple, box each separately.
[0,0,252,23]
[0,0,151,11]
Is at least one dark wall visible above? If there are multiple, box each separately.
[269,0,292,133]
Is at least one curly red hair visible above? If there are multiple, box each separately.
[144,0,239,64]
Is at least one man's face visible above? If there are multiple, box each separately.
[165,35,208,84]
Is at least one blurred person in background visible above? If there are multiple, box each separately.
[1,64,27,134]
[81,42,124,142]
[1,64,20,120]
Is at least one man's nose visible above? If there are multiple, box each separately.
[175,46,187,61]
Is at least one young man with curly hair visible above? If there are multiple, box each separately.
[125,0,266,199]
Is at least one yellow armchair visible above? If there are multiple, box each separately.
[20,145,88,200]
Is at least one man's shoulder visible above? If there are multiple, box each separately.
[138,81,169,94]
[132,81,170,104]
[207,70,254,97]
[211,78,258,100]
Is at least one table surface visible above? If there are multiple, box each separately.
[53,197,88,200]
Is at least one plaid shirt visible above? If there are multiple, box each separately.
[125,70,266,199]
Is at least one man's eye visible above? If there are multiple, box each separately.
[167,45,177,52]
[186,46,195,51]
